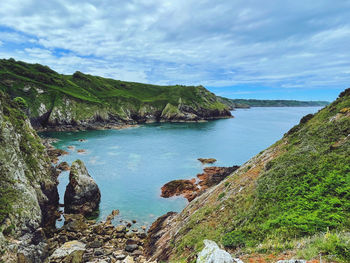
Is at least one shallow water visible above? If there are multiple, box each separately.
[41,107,321,226]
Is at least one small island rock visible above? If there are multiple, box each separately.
[64,159,101,216]
[198,158,217,164]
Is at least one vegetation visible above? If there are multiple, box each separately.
[225,98,329,107]
[0,59,230,125]
[0,91,48,228]
[166,88,350,262]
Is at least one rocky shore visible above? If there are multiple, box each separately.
[161,165,240,202]
[47,213,153,263]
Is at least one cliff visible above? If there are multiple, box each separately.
[0,92,59,262]
[223,98,329,107]
[145,88,350,262]
[0,59,231,131]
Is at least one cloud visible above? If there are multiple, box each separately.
[0,0,349,93]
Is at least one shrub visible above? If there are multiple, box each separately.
[13,97,28,109]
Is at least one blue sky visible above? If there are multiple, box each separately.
[0,0,350,101]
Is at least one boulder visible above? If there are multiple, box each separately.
[64,160,101,216]
[49,240,86,262]
[197,240,234,263]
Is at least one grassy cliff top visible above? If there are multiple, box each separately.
[0,58,228,115]
[227,98,330,107]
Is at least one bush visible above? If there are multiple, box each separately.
[222,230,246,248]
[13,97,28,109]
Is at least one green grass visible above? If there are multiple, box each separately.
[223,89,350,246]
[0,59,229,122]
[167,88,350,262]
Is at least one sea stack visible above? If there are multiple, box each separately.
[64,160,101,216]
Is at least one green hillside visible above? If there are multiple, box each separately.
[227,98,329,107]
[0,58,231,130]
[147,88,350,262]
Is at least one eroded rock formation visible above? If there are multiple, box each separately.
[64,160,101,216]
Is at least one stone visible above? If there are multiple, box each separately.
[198,158,217,164]
[106,209,120,224]
[57,161,70,171]
[125,244,138,252]
[64,160,101,216]
[113,253,126,260]
[115,225,127,233]
[89,240,103,248]
[197,240,234,263]
[123,256,134,263]
[49,240,86,262]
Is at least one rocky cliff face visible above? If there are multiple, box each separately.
[145,88,350,262]
[0,92,59,262]
[0,59,232,131]
[64,160,101,216]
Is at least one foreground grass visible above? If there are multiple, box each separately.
[163,89,350,262]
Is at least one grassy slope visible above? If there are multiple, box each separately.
[0,59,229,124]
[227,98,330,107]
[161,89,350,262]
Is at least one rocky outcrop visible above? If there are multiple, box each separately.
[198,158,217,164]
[161,179,199,202]
[64,160,101,216]
[144,212,178,261]
[161,166,239,202]
[197,240,235,263]
[0,92,59,262]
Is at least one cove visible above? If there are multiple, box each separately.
[41,107,321,227]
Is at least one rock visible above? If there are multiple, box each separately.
[49,240,86,262]
[161,179,199,201]
[106,209,120,224]
[113,253,126,260]
[125,244,138,252]
[89,240,103,248]
[197,166,239,189]
[198,158,217,164]
[47,148,69,164]
[77,149,86,154]
[64,214,88,232]
[160,166,239,202]
[132,219,137,224]
[57,161,70,171]
[123,255,134,263]
[64,160,101,216]
[0,93,59,262]
[144,212,178,260]
[276,260,306,263]
[115,225,127,233]
[94,249,104,256]
[197,240,234,263]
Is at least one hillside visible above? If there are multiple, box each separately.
[0,92,58,262]
[226,98,329,107]
[0,59,231,130]
[146,88,350,262]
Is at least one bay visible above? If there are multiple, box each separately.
[41,107,321,227]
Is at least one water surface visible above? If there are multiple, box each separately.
[42,107,321,226]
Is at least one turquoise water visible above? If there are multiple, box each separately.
[41,107,321,227]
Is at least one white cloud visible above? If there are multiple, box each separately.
[0,0,349,90]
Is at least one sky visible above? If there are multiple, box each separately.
[0,0,350,101]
